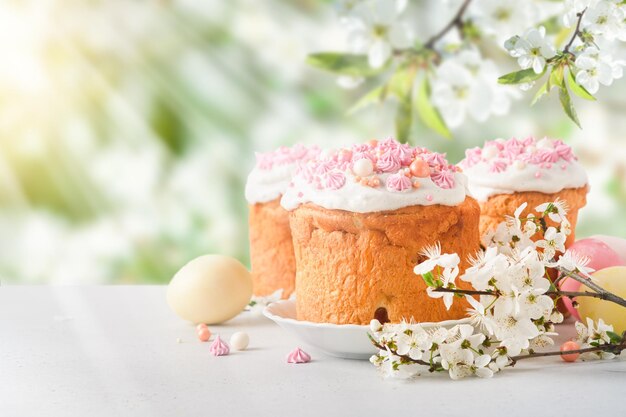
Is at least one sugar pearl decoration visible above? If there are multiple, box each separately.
[409,158,430,177]
[560,341,580,362]
[197,327,211,342]
[482,145,498,159]
[537,138,553,149]
[514,160,526,170]
[229,332,250,351]
[534,171,542,178]
[352,158,374,177]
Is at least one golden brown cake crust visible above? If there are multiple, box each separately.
[478,186,588,247]
[248,198,295,298]
[289,198,481,325]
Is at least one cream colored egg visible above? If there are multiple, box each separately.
[167,255,252,324]
[577,266,626,334]
[230,332,249,351]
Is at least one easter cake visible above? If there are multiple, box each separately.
[245,144,319,298]
[459,137,588,248]
[281,138,480,325]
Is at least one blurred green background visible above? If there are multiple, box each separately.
[0,0,625,284]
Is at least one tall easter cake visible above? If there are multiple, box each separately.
[281,139,480,325]
[459,137,589,247]
[245,144,319,298]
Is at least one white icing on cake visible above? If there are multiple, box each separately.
[459,137,588,202]
[244,145,320,204]
[280,138,470,213]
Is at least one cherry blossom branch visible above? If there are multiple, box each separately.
[563,8,587,54]
[431,286,626,305]
[424,0,473,49]
[555,266,626,308]
[368,334,432,368]
[509,342,626,366]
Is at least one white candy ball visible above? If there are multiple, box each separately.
[167,255,252,324]
[537,138,553,149]
[352,158,373,177]
[482,145,498,159]
[230,332,250,351]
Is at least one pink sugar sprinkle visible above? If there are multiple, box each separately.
[561,164,567,170]
[426,194,433,201]
[461,137,577,170]
[297,192,304,198]
[255,144,320,170]
[534,171,542,178]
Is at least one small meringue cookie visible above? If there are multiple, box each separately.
[287,347,311,364]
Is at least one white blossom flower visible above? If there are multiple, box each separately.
[574,46,625,94]
[431,49,519,128]
[414,242,460,275]
[471,0,541,44]
[563,0,599,28]
[494,313,540,356]
[535,227,566,259]
[396,327,429,360]
[583,0,626,40]
[535,199,569,223]
[426,266,459,310]
[555,249,595,276]
[248,288,284,315]
[504,26,556,73]
[461,246,506,290]
[345,0,412,68]
[464,295,497,334]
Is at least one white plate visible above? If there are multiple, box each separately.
[263,299,470,360]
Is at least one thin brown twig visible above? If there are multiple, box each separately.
[432,286,626,305]
[369,336,431,367]
[563,8,587,54]
[510,343,626,365]
[424,0,473,49]
[555,266,626,308]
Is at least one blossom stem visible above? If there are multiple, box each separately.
[430,271,626,308]
[424,0,473,49]
[369,336,432,367]
[563,8,587,54]
[555,266,626,308]
[509,342,625,365]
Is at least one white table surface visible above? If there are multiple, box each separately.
[1,286,624,417]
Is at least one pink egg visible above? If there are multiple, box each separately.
[592,235,626,264]
[559,237,626,319]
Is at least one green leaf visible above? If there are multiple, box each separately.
[548,65,564,91]
[531,82,549,106]
[606,331,622,344]
[558,82,581,128]
[422,271,436,287]
[566,68,596,101]
[415,76,451,139]
[306,53,386,77]
[347,85,387,115]
[390,67,417,143]
[498,67,546,85]
[395,97,413,143]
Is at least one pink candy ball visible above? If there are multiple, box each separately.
[197,327,211,342]
[559,237,626,319]
[560,341,580,362]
